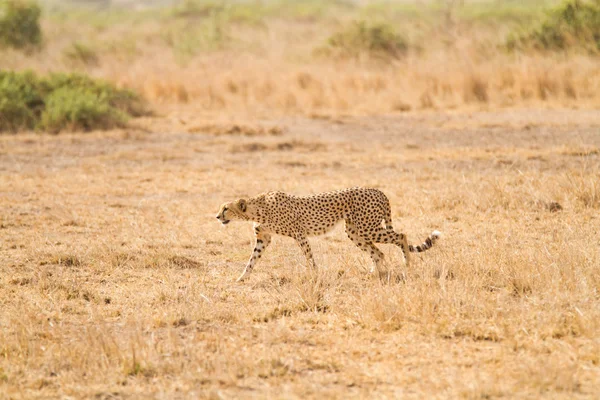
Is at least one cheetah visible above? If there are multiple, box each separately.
[216,187,441,282]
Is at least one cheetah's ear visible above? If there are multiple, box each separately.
[238,199,247,212]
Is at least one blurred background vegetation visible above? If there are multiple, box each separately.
[1,0,599,132]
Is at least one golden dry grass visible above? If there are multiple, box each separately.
[114,53,600,116]
[1,108,600,398]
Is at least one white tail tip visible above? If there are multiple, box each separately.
[432,230,442,239]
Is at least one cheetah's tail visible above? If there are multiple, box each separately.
[408,230,441,253]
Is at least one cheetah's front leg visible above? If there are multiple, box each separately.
[237,224,271,282]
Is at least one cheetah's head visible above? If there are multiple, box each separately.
[216,199,250,225]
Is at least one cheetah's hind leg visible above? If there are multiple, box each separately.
[345,221,385,274]
[369,228,411,267]
[295,235,316,269]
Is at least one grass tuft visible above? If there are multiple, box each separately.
[39,253,82,267]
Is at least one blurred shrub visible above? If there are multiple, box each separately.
[39,87,125,133]
[43,73,147,117]
[0,70,147,133]
[0,0,42,50]
[63,42,100,66]
[323,21,408,59]
[0,70,43,131]
[162,18,230,62]
[507,0,600,53]
[166,1,232,61]
[268,0,336,22]
[172,0,223,18]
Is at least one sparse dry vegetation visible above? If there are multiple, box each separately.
[1,0,600,398]
[2,108,599,398]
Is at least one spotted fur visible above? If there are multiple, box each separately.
[216,187,441,281]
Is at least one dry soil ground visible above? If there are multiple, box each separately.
[1,108,600,399]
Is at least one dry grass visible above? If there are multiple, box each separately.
[1,108,600,398]
[1,1,600,397]
[111,54,600,117]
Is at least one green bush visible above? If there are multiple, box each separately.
[44,73,147,117]
[0,70,43,131]
[39,87,125,133]
[324,21,408,59]
[0,0,42,50]
[507,0,600,52]
[0,70,147,133]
